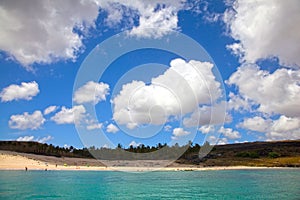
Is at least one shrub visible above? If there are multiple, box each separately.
[236,151,259,158]
[236,152,250,157]
[268,152,280,158]
[248,152,259,158]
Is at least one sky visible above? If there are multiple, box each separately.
[0,0,300,148]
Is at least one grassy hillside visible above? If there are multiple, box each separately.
[177,140,300,167]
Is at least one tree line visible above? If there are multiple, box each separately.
[0,140,211,160]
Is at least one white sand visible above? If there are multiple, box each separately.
[0,151,282,172]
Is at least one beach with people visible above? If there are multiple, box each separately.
[1,150,293,172]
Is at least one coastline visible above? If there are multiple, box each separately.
[0,150,295,172]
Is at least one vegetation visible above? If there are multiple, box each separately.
[236,151,260,158]
[0,141,93,158]
[268,152,280,158]
[0,140,299,167]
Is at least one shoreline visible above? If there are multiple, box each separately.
[0,166,293,172]
[0,150,297,172]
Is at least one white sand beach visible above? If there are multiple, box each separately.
[0,150,283,172]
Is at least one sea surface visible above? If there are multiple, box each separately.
[0,169,299,199]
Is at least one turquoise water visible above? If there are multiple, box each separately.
[0,169,299,199]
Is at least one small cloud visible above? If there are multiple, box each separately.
[128,140,141,147]
[102,144,110,148]
[73,81,109,104]
[239,115,300,140]
[86,123,103,130]
[37,135,53,143]
[218,126,241,140]
[207,136,228,145]
[9,110,45,130]
[44,105,59,115]
[16,136,34,142]
[126,122,138,130]
[51,105,86,124]
[106,123,119,133]
[164,125,172,132]
[172,127,191,140]
[0,81,39,102]
[16,135,53,144]
[238,116,270,133]
[227,92,253,112]
[198,125,215,134]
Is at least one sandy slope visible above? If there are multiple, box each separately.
[0,150,284,172]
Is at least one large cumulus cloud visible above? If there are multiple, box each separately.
[112,58,223,129]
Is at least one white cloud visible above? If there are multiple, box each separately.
[112,58,222,128]
[51,105,86,124]
[106,123,119,133]
[0,81,39,102]
[239,116,271,132]
[226,43,243,59]
[198,125,215,134]
[207,136,228,145]
[172,127,191,140]
[0,0,99,68]
[183,102,229,127]
[218,126,241,140]
[200,126,239,144]
[164,125,172,132]
[16,136,34,142]
[9,110,45,130]
[73,81,110,104]
[0,0,194,68]
[272,115,300,133]
[37,135,53,143]
[224,0,300,142]
[16,135,53,143]
[97,0,186,39]
[126,122,138,130]
[266,116,300,141]
[227,64,300,117]
[43,105,58,115]
[128,5,178,39]
[86,123,103,130]
[266,130,300,141]
[224,0,300,67]
[173,128,191,137]
[128,140,141,147]
[240,115,300,141]
[102,144,110,148]
[83,116,104,130]
[217,138,228,145]
[227,92,253,112]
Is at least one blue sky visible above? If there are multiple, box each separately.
[0,0,299,148]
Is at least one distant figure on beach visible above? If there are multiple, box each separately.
[45,168,47,171]
[25,167,27,171]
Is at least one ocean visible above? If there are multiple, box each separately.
[0,169,299,199]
